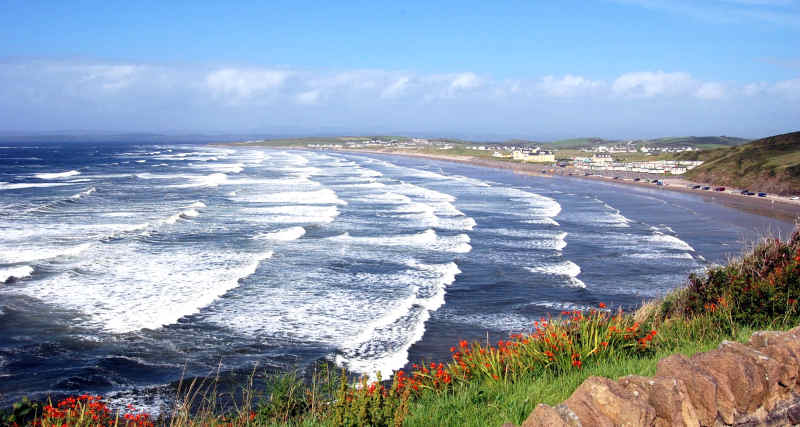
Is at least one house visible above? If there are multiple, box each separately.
[513,150,555,163]
[592,153,613,163]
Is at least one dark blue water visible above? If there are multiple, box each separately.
[0,142,792,411]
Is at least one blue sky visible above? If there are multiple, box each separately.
[1,0,799,139]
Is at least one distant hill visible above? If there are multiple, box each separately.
[539,136,749,150]
[677,131,800,195]
[639,136,749,149]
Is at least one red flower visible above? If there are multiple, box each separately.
[598,302,607,308]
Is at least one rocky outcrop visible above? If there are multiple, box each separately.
[517,327,800,426]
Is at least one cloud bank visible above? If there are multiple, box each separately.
[0,60,797,139]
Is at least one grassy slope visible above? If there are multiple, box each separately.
[402,329,757,427]
[679,131,800,195]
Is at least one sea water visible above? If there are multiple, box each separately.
[0,141,792,410]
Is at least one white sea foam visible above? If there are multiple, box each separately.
[0,243,92,264]
[241,205,340,224]
[69,187,96,200]
[204,163,245,174]
[503,187,562,218]
[35,170,80,179]
[162,208,200,225]
[336,261,461,379]
[393,183,456,202]
[486,229,567,251]
[186,201,207,208]
[525,260,585,288]
[330,229,472,253]
[0,183,73,190]
[391,208,476,231]
[253,226,306,241]
[351,192,412,204]
[0,265,34,283]
[344,182,386,189]
[17,246,273,333]
[648,233,695,252]
[176,173,229,188]
[235,188,347,205]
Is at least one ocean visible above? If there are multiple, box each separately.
[0,141,793,410]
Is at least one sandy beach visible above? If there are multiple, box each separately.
[333,148,800,224]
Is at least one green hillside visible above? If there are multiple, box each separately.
[642,136,749,149]
[678,131,800,195]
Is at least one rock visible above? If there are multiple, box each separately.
[718,340,793,409]
[787,402,800,424]
[749,331,785,349]
[620,375,699,426]
[563,376,656,426]
[656,354,722,426]
[692,347,768,415]
[521,404,572,427]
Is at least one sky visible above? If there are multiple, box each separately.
[0,0,799,140]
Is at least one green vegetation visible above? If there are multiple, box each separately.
[7,230,800,427]
[678,131,800,195]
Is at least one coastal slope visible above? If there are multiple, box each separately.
[678,131,800,195]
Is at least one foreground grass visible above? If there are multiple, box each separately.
[402,326,759,427]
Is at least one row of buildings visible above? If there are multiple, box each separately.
[573,156,704,175]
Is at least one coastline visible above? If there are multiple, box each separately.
[331,148,800,224]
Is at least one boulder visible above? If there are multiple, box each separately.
[691,348,768,415]
[563,376,656,426]
[718,340,794,409]
[656,354,723,425]
[520,404,572,427]
[619,375,699,426]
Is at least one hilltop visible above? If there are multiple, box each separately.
[677,131,800,195]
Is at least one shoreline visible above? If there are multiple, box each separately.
[332,148,800,224]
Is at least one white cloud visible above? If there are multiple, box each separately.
[449,72,481,90]
[612,71,695,97]
[205,68,290,102]
[79,65,140,91]
[743,82,768,95]
[695,82,727,99]
[295,90,321,105]
[381,77,411,99]
[538,75,603,97]
[0,59,797,139]
[773,77,800,97]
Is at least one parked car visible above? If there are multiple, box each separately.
[692,185,701,189]
[702,186,711,190]
[758,192,768,197]
[651,179,659,183]
[633,178,641,182]
[714,187,725,192]
[791,196,799,200]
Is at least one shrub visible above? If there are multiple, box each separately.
[663,230,800,327]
